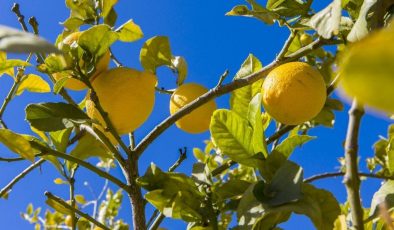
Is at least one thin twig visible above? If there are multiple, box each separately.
[45,192,110,230]
[343,99,365,230]
[304,172,394,183]
[0,158,45,198]
[276,31,297,60]
[109,48,123,67]
[0,153,45,162]
[147,148,188,228]
[155,87,174,95]
[215,69,229,88]
[134,38,341,159]
[29,141,129,191]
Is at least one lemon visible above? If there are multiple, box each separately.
[261,62,326,125]
[170,83,217,133]
[340,24,394,113]
[54,32,111,91]
[86,67,157,136]
[64,215,73,227]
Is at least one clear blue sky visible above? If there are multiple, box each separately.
[0,0,391,229]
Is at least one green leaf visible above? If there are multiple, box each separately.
[226,2,278,25]
[262,135,315,181]
[171,56,188,86]
[52,74,72,94]
[65,0,96,22]
[0,59,31,73]
[308,0,342,39]
[266,0,308,17]
[25,102,91,132]
[16,74,51,95]
[248,93,268,158]
[255,161,303,206]
[369,180,394,219]
[213,179,252,200]
[253,211,291,230]
[0,129,35,161]
[237,182,265,229]
[116,19,143,42]
[230,54,263,119]
[210,109,264,168]
[104,8,118,27]
[0,52,14,77]
[140,36,172,73]
[192,162,210,185]
[61,17,84,31]
[49,128,72,153]
[69,132,112,162]
[100,0,119,18]
[37,55,68,74]
[78,25,119,58]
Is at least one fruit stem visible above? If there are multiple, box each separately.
[343,99,365,230]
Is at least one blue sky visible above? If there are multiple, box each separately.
[0,0,391,229]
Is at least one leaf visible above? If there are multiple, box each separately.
[347,0,377,42]
[25,102,91,132]
[0,25,60,54]
[100,0,119,18]
[171,56,188,86]
[65,0,96,22]
[274,184,341,230]
[369,180,394,219]
[253,211,291,230]
[53,75,72,94]
[308,0,342,39]
[0,52,14,77]
[210,109,264,168]
[61,17,84,31]
[49,128,72,153]
[46,197,72,215]
[31,126,49,143]
[192,162,210,185]
[140,36,173,73]
[248,93,268,158]
[0,129,35,161]
[97,189,123,222]
[266,0,308,17]
[213,179,252,200]
[255,161,303,206]
[16,74,51,95]
[237,182,265,229]
[262,135,315,181]
[37,54,68,74]
[116,19,143,42]
[0,59,31,74]
[230,54,263,119]
[69,132,112,162]
[226,2,278,25]
[78,25,119,58]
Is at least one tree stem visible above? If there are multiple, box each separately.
[344,99,365,230]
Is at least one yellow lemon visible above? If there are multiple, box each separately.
[86,67,157,136]
[339,24,394,113]
[170,83,217,133]
[262,62,326,125]
[54,32,111,91]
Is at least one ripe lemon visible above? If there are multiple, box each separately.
[54,32,111,91]
[170,83,217,133]
[86,67,157,136]
[261,62,326,125]
[340,24,394,114]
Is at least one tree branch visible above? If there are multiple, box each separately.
[45,191,110,230]
[304,171,394,183]
[134,38,340,158]
[343,99,365,230]
[29,141,129,192]
[0,158,45,198]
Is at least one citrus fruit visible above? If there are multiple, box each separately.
[54,31,111,91]
[170,83,217,133]
[86,67,157,136]
[340,24,394,114]
[261,62,326,125]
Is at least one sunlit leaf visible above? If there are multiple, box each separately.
[226,2,278,25]
[16,74,51,95]
[171,56,188,86]
[116,19,143,42]
[69,132,112,161]
[100,0,119,18]
[369,180,394,219]
[266,0,308,17]
[210,109,265,168]
[347,0,377,42]
[78,25,118,58]
[0,129,35,161]
[140,36,172,73]
[230,54,263,119]
[49,128,72,153]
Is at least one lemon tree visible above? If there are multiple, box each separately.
[0,1,394,230]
